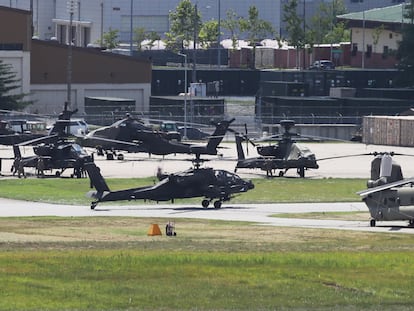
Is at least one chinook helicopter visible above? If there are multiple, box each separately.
[357,152,414,227]
[234,120,319,177]
[11,105,94,178]
[84,158,254,210]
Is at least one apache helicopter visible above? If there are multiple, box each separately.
[11,105,94,178]
[81,116,234,160]
[233,120,319,177]
[357,152,414,227]
[84,159,254,210]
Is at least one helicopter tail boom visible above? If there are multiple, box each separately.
[84,163,110,193]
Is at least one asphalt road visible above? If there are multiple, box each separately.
[1,142,414,233]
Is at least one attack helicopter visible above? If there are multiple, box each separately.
[234,120,319,177]
[84,158,254,210]
[11,105,94,178]
[357,152,414,227]
[81,116,234,160]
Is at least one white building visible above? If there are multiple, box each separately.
[0,0,406,47]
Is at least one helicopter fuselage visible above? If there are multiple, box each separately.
[363,187,414,225]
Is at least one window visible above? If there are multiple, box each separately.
[366,44,372,58]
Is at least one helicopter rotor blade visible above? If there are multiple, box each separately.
[17,134,60,146]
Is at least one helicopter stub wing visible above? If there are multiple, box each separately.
[357,177,414,197]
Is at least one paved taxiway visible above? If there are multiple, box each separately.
[0,198,413,233]
[2,141,414,179]
[1,142,414,233]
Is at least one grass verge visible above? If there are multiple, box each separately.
[0,217,413,310]
[0,177,366,205]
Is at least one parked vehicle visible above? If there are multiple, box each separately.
[159,121,181,141]
[309,60,335,70]
[179,126,210,140]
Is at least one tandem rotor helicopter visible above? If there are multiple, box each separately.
[233,120,319,177]
[358,152,414,227]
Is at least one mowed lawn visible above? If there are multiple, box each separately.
[0,178,413,310]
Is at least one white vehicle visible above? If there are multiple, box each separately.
[48,119,89,135]
[69,119,89,135]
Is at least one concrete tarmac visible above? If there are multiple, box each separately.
[2,141,413,179]
[1,142,414,233]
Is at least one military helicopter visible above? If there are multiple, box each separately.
[84,158,254,210]
[81,116,234,160]
[357,152,414,227]
[11,105,94,178]
[233,120,319,177]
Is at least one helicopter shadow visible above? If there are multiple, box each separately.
[92,204,249,213]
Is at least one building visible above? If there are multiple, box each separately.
[0,5,152,116]
[338,3,410,69]
[0,0,407,48]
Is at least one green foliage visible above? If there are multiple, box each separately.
[198,20,219,48]
[97,27,120,49]
[133,27,146,51]
[309,0,348,45]
[283,0,305,49]
[239,6,275,46]
[0,60,31,111]
[165,0,201,51]
[221,9,242,50]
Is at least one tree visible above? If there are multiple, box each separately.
[221,9,242,50]
[198,20,219,48]
[97,27,119,49]
[239,6,275,68]
[134,27,147,51]
[283,0,305,68]
[0,60,31,110]
[310,0,348,45]
[165,0,201,52]
[397,0,414,86]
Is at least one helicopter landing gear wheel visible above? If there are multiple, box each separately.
[91,202,97,210]
[214,200,222,209]
[202,199,210,208]
[297,167,305,178]
[106,153,114,160]
[370,219,376,227]
[278,171,284,177]
[409,219,414,226]
[55,171,61,177]
[117,154,124,160]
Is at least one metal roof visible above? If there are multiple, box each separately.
[337,4,412,25]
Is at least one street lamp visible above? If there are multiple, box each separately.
[217,0,221,68]
[66,0,77,108]
[178,52,188,140]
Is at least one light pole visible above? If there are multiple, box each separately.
[130,0,133,56]
[178,52,188,140]
[217,0,221,68]
[362,9,365,69]
[66,0,77,108]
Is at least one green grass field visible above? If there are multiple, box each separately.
[0,177,366,205]
[0,177,413,310]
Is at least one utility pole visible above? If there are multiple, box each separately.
[66,0,77,108]
[192,3,197,83]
